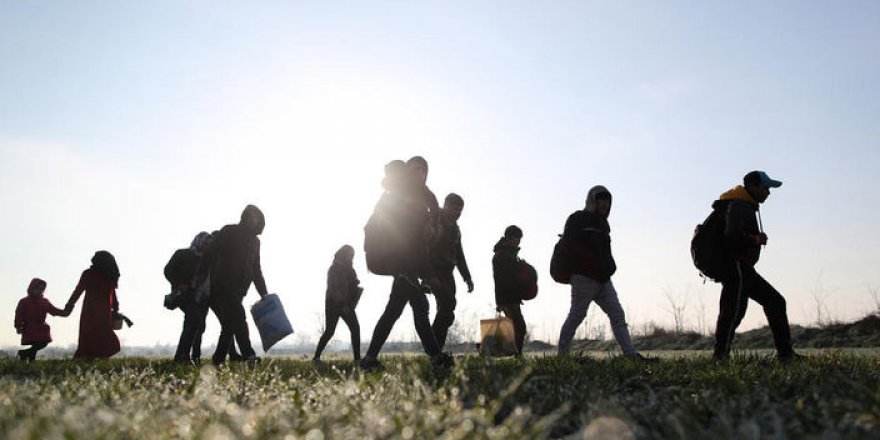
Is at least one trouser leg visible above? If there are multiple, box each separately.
[175,297,199,361]
[210,296,232,364]
[714,262,750,358]
[227,297,256,358]
[365,278,410,359]
[408,286,442,357]
[743,267,794,357]
[593,281,636,355]
[558,274,599,354]
[191,302,209,361]
[26,342,48,360]
[314,306,341,360]
[339,309,361,360]
[500,303,526,355]
[431,270,457,350]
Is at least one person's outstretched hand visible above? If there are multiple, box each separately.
[466,280,474,293]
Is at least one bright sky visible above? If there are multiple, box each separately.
[2,2,879,351]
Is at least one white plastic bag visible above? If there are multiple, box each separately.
[250,293,293,352]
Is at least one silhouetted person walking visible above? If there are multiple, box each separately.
[14,278,70,361]
[493,225,527,356]
[556,186,649,360]
[200,205,269,365]
[361,160,452,370]
[314,245,363,362]
[64,251,122,359]
[430,193,474,350]
[713,171,798,361]
[165,232,213,365]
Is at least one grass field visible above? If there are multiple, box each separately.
[1,351,879,439]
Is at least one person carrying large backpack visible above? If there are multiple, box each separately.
[164,231,213,365]
[710,171,799,361]
[556,186,651,360]
[492,225,529,356]
[360,160,452,370]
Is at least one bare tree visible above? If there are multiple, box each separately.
[811,275,832,326]
[663,288,688,334]
[868,285,880,316]
[696,293,709,335]
[314,311,326,339]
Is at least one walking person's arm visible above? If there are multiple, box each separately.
[455,238,474,293]
[14,301,24,334]
[252,240,268,298]
[64,273,87,315]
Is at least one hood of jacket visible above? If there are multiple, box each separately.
[719,185,758,205]
[493,237,519,256]
[585,185,612,218]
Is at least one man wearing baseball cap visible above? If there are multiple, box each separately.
[712,170,799,361]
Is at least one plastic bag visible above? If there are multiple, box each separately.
[250,293,294,352]
[478,315,518,357]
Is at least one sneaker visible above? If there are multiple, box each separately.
[244,355,261,364]
[359,357,383,371]
[431,352,455,368]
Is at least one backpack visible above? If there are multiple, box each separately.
[518,259,538,300]
[364,207,404,276]
[690,201,730,282]
[549,234,573,284]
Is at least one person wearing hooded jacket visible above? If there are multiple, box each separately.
[199,205,269,365]
[556,186,647,360]
[15,278,70,361]
[712,171,798,361]
[313,245,363,362]
[492,225,527,356]
[164,231,213,365]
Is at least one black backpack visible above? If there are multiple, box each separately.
[690,201,730,282]
[549,234,573,284]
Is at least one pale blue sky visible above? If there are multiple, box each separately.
[2,2,878,349]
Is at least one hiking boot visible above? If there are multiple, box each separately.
[17,350,27,362]
[244,355,261,364]
[431,352,455,368]
[359,357,383,371]
[311,358,323,366]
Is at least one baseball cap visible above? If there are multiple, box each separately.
[744,170,782,188]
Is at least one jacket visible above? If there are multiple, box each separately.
[326,259,362,309]
[718,185,763,266]
[430,221,472,282]
[563,186,617,282]
[15,295,65,344]
[204,223,266,296]
[492,237,522,305]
